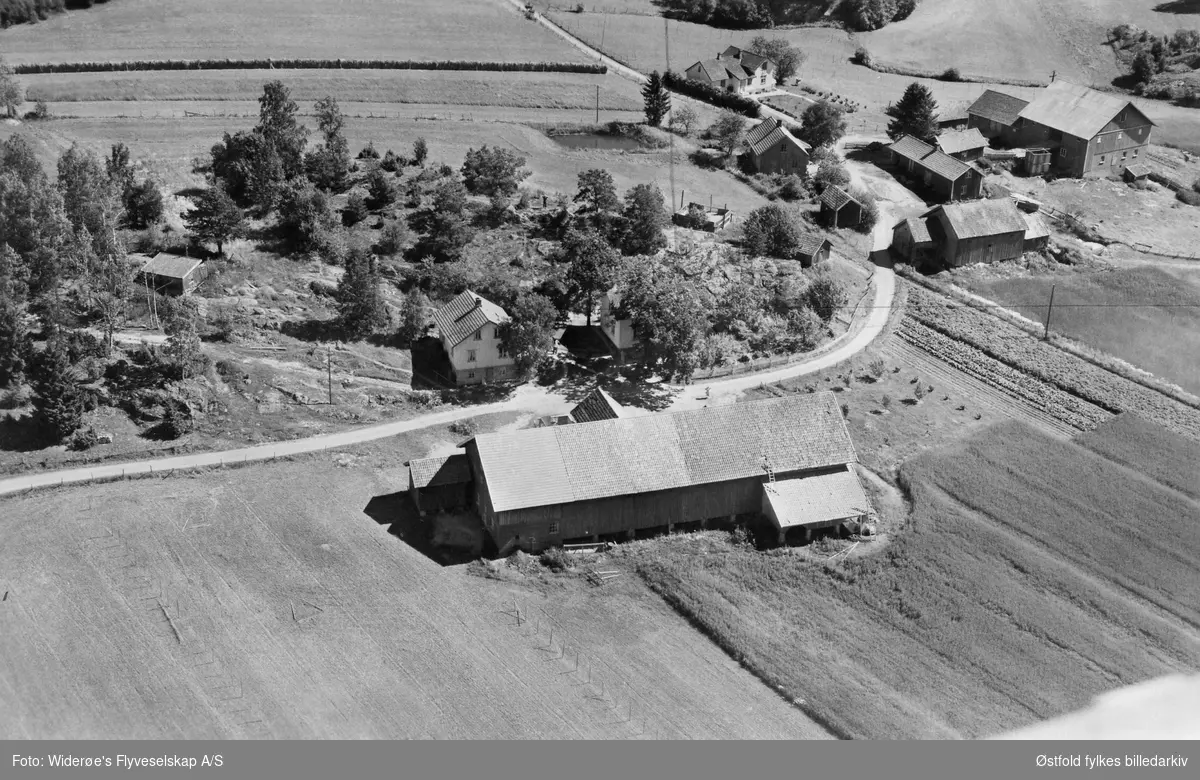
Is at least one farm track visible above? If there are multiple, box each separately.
[883,337,1090,440]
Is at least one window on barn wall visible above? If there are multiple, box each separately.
[549,523,559,535]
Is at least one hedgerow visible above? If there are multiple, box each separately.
[14,59,608,75]
[661,71,761,118]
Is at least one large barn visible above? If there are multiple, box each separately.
[419,392,869,554]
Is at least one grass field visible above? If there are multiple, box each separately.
[3,115,770,214]
[1076,413,1200,501]
[23,69,645,111]
[625,419,1200,739]
[0,0,586,65]
[0,428,830,739]
[956,265,1200,395]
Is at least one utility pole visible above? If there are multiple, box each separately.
[326,345,333,404]
[1043,284,1056,340]
[595,84,599,124]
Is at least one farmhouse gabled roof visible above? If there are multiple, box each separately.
[140,253,203,281]
[720,45,773,72]
[1017,81,1154,140]
[465,392,858,513]
[763,468,871,529]
[819,185,859,211]
[431,289,509,348]
[795,233,831,258]
[746,117,811,157]
[966,89,1030,126]
[936,127,988,156]
[568,387,625,424]
[690,58,750,83]
[408,453,472,489]
[924,199,1029,240]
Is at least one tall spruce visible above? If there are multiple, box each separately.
[0,298,29,389]
[886,82,939,143]
[642,71,671,127]
[336,245,389,339]
[29,335,85,443]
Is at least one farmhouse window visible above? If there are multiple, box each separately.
[467,371,475,380]
[1117,133,1122,141]
[1133,148,1139,157]
[474,329,482,340]
[549,523,560,535]
[780,143,787,153]
[1099,155,1106,166]
[467,349,477,362]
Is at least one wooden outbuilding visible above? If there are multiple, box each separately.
[762,466,872,545]
[673,202,733,232]
[888,135,984,202]
[935,128,988,161]
[923,200,1030,268]
[1021,211,1052,253]
[891,217,936,264]
[794,233,832,268]
[408,454,473,517]
[1123,163,1152,182]
[458,392,860,555]
[139,253,206,296]
[818,185,863,229]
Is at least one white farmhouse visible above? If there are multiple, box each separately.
[598,288,637,362]
[432,290,515,385]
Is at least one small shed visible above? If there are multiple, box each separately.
[761,467,872,545]
[139,253,205,296]
[408,454,473,517]
[794,234,832,268]
[819,185,863,229]
[891,217,936,264]
[1123,164,1152,183]
[1021,211,1051,253]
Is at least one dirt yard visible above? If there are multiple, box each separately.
[0,423,831,739]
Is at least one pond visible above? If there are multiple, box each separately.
[548,133,643,151]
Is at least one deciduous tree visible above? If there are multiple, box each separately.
[668,104,699,136]
[461,145,530,197]
[805,274,848,322]
[162,295,205,379]
[614,263,703,380]
[409,179,475,262]
[0,55,23,119]
[183,185,245,255]
[799,100,847,149]
[619,183,668,256]
[710,110,748,157]
[498,292,559,378]
[255,80,309,180]
[748,36,807,83]
[742,204,803,258]
[305,96,351,192]
[560,228,621,325]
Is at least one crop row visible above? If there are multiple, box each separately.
[905,287,1200,440]
[896,319,1110,431]
[14,59,608,75]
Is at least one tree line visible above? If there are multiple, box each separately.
[0,0,111,30]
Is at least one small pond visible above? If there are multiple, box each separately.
[549,133,643,151]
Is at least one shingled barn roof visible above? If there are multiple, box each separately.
[967,89,1030,126]
[408,454,473,489]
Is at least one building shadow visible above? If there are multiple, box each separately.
[409,336,455,390]
[0,411,49,453]
[363,490,493,566]
[1153,1,1200,12]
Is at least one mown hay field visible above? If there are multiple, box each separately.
[0,0,586,65]
[0,430,828,739]
[23,69,645,111]
[958,265,1200,396]
[630,419,1200,739]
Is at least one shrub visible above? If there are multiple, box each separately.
[376,219,411,256]
[67,426,100,452]
[1177,188,1200,207]
[343,192,369,226]
[661,70,760,118]
[868,358,886,380]
[380,149,405,172]
[357,142,380,160]
[449,417,479,437]
[540,546,572,571]
[853,46,873,67]
[778,175,807,201]
[881,394,892,408]
[940,67,961,82]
